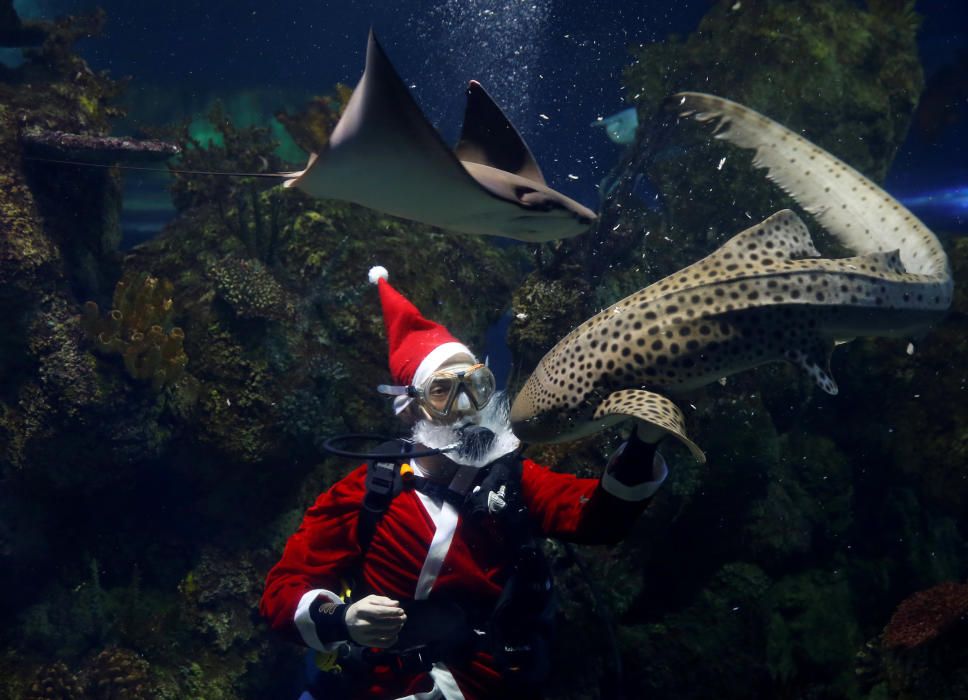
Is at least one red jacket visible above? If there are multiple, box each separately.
[261,455,663,700]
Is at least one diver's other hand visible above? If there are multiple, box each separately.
[345,594,407,648]
[604,421,665,488]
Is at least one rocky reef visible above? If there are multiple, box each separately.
[0,3,522,697]
[0,0,965,699]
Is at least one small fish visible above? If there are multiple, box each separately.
[591,107,639,145]
[283,31,597,242]
[510,93,953,462]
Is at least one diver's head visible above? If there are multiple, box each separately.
[368,266,518,467]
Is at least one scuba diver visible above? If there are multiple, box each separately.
[260,267,669,700]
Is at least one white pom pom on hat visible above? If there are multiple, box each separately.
[368,266,389,284]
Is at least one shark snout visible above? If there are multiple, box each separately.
[509,390,533,430]
[509,390,546,441]
[510,386,580,443]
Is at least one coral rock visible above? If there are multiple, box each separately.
[24,661,83,700]
[21,130,180,165]
[82,647,150,700]
[81,271,188,389]
[883,580,968,650]
[207,255,295,321]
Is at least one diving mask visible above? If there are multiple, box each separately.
[378,363,497,421]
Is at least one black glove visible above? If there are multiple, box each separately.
[605,425,660,487]
[309,595,351,645]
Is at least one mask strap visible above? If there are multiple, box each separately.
[377,384,412,397]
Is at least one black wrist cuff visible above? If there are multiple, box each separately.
[309,596,349,644]
[607,432,658,486]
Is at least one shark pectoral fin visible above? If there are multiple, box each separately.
[784,341,838,395]
[593,389,707,463]
[455,80,547,185]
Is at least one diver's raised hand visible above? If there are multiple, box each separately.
[632,420,666,445]
[345,594,407,648]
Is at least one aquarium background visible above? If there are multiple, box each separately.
[1,0,967,698]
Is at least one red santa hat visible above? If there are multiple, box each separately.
[368,266,476,412]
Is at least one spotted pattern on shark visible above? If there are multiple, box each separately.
[511,94,953,461]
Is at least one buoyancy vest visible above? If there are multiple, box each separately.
[355,445,555,687]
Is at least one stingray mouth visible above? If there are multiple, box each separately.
[510,209,584,228]
[516,201,597,228]
[513,188,589,221]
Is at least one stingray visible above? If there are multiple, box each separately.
[282,31,597,242]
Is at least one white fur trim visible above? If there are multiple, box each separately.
[412,342,476,388]
[368,265,389,284]
[393,467,468,700]
[413,491,459,600]
[294,589,344,651]
[601,449,668,501]
[429,664,465,699]
[393,663,464,700]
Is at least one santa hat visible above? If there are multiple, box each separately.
[368,266,475,413]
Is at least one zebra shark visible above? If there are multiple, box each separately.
[509,92,954,462]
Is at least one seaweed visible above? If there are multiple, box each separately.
[274,83,353,154]
[167,101,288,263]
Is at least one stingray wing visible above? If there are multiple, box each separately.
[285,31,594,241]
[455,80,547,185]
[286,32,484,207]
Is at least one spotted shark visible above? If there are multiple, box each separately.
[510,92,954,462]
[282,31,596,241]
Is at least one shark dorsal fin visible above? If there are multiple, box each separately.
[855,249,907,275]
[714,209,821,263]
[455,81,546,186]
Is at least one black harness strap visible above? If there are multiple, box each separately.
[357,448,524,552]
[358,441,409,552]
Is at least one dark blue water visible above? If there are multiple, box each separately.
[8,1,966,238]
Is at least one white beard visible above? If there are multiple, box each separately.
[411,391,520,468]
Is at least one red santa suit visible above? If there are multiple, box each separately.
[260,268,667,700]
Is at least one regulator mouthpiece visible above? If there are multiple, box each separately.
[457,425,496,460]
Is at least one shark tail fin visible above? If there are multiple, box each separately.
[671,92,951,286]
